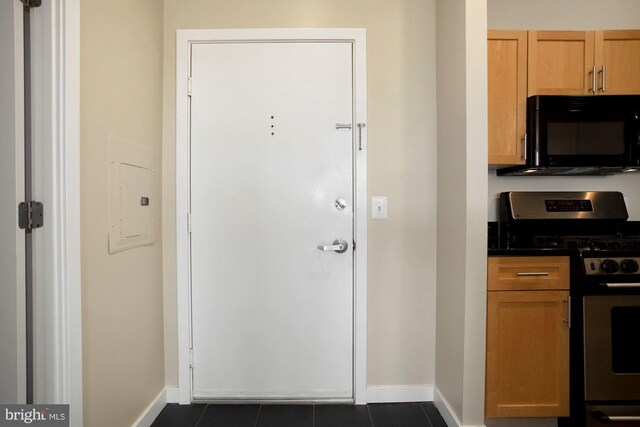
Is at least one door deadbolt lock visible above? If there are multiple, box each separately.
[317,238,349,254]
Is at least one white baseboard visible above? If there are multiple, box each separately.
[366,385,434,403]
[166,387,180,404]
[434,387,462,427]
[433,387,486,427]
[133,388,167,427]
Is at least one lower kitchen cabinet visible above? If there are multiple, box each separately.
[486,256,570,418]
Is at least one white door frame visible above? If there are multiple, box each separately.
[0,0,27,404]
[175,28,368,405]
[29,0,82,423]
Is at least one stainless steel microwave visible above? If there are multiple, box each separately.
[497,95,640,176]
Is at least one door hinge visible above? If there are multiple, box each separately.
[187,212,192,233]
[189,348,194,368]
[20,0,42,9]
[18,201,44,230]
[187,77,192,97]
[353,240,356,251]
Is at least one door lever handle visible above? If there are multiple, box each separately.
[317,238,349,253]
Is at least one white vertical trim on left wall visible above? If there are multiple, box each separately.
[30,0,82,423]
[60,1,83,422]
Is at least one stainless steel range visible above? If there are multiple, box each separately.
[496,192,640,427]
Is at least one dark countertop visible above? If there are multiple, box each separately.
[488,221,578,256]
[488,248,575,257]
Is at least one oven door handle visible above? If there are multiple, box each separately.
[592,410,640,423]
[603,282,640,289]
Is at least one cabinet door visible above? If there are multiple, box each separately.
[528,30,595,96]
[485,290,570,417]
[488,30,527,165]
[595,30,640,95]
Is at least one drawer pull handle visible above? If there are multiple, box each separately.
[516,272,549,277]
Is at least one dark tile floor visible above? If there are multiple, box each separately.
[152,402,447,427]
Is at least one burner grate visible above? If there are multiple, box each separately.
[529,235,640,251]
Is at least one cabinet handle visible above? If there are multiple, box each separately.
[600,65,606,93]
[589,65,597,94]
[563,297,571,329]
[516,272,549,276]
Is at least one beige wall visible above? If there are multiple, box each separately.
[488,0,640,30]
[81,0,165,425]
[487,0,640,220]
[435,0,488,424]
[162,0,438,388]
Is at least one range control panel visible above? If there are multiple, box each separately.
[545,199,593,212]
[583,257,640,275]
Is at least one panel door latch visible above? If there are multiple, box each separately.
[18,201,44,230]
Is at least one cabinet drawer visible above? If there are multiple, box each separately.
[488,256,570,290]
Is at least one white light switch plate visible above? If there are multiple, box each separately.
[372,196,388,219]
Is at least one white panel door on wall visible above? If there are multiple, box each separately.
[189,42,354,400]
[0,0,26,404]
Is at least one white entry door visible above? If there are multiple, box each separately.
[0,0,26,404]
[189,42,354,400]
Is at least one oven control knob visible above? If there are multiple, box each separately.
[620,259,639,274]
[601,259,620,274]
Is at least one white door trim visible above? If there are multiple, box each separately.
[30,0,82,423]
[175,28,368,405]
[0,0,26,404]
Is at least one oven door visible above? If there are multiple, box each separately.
[584,293,640,401]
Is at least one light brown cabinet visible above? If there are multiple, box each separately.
[488,30,527,165]
[485,256,570,418]
[527,30,595,96]
[528,30,640,96]
[488,29,640,165]
[596,30,640,94]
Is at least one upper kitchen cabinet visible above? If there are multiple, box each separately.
[528,30,640,96]
[595,30,640,94]
[527,31,595,96]
[488,30,527,165]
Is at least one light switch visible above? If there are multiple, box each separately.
[372,196,388,219]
